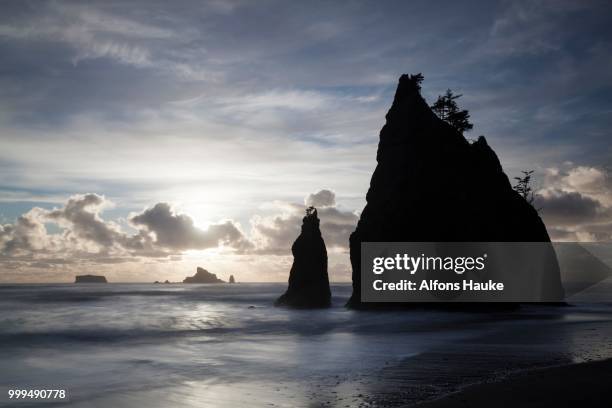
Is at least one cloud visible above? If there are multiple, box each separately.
[0,190,358,280]
[0,194,252,268]
[73,40,151,67]
[562,166,607,195]
[305,189,336,207]
[536,189,603,226]
[0,1,220,80]
[0,2,165,67]
[541,164,611,204]
[251,189,357,254]
[0,210,49,256]
[46,193,120,248]
[130,202,251,251]
[485,0,579,56]
[537,164,612,241]
[221,90,333,112]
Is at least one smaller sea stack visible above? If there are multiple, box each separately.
[183,267,224,283]
[275,207,331,308]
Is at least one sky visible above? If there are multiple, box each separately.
[0,0,611,282]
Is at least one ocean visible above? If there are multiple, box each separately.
[2,282,612,407]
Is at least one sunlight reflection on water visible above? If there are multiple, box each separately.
[1,282,612,407]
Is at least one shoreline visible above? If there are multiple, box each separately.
[410,358,612,407]
[3,283,612,407]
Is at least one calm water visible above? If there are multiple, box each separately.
[2,282,612,407]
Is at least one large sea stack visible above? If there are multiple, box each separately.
[348,74,564,307]
[276,207,331,308]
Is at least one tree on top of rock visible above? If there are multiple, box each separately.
[513,170,537,207]
[411,73,424,90]
[431,89,473,134]
[305,206,317,219]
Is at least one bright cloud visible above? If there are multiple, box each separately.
[0,194,251,262]
[537,165,612,241]
[0,190,359,281]
[251,189,358,254]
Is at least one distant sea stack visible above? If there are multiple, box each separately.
[276,207,331,308]
[229,275,236,284]
[75,275,107,283]
[347,74,564,308]
[183,267,224,283]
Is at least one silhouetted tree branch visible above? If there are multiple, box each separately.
[410,73,424,90]
[513,170,541,212]
[305,206,317,218]
[431,89,473,134]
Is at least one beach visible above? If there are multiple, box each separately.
[1,282,612,407]
[417,358,612,408]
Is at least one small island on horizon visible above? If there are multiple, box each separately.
[75,274,107,283]
[183,267,225,284]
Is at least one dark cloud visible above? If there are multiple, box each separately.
[46,193,118,247]
[130,202,251,251]
[537,189,604,226]
[537,165,612,242]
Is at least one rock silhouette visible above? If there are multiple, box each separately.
[75,274,107,283]
[348,74,564,307]
[229,275,236,284]
[276,207,331,308]
[183,267,224,283]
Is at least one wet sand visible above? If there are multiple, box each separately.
[3,283,612,407]
[412,358,612,408]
